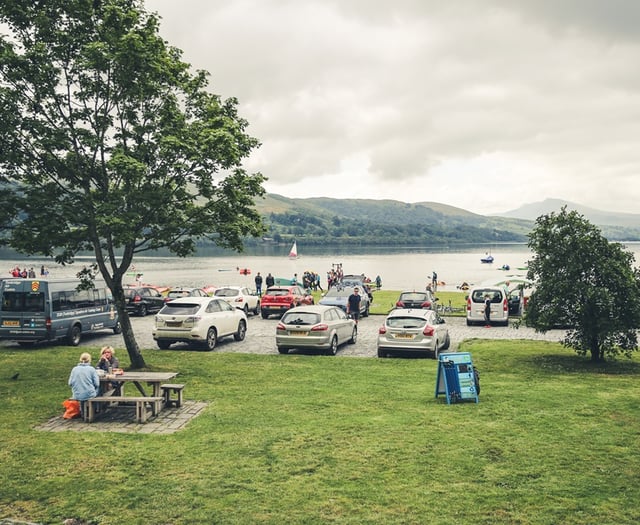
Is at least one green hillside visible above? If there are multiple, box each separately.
[253,194,533,247]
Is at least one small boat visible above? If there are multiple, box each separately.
[480,254,494,264]
[288,241,299,259]
[239,268,251,275]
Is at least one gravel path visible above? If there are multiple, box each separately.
[8,312,566,357]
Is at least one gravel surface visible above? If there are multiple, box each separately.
[3,312,566,357]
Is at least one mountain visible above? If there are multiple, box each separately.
[253,195,640,245]
[497,198,640,229]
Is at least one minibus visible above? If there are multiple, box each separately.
[0,278,120,346]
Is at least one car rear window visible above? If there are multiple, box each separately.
[471,289,504,303]
[266,289,290,297]
[215,289,239,297]
[281,312,320,325]
[399,292,428,301]
[386,316,427,329]
[167,290,189,298]
[159,303,201,315]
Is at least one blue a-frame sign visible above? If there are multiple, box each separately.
[435,352,479,404]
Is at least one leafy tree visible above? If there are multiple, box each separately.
[525,207,640,362]
[0,0,266,367]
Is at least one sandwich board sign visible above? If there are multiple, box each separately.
[435,352,479,404]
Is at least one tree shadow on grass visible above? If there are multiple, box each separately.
[528,352,640,376]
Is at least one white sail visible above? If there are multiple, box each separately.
[288,241,298,259]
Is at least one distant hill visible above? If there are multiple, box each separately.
[252,195,640,245]
[497,198,640,229]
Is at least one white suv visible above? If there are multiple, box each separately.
[466,286,509,326]
[214,286,261,316]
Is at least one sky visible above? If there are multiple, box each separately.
[147,0,640,215]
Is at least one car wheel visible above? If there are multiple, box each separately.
[138,304,147,317]
[67,324,81,346]
[254,301,261,315]
[261,311,269,319]
[113,321,122,335]
[234,320,247,341]
[277,347,289,354]
[326,335,338,356]
[348,326,357,344]
[157,340,172,350]
[442,332,450,350]
[243,304,249,315]
[204,327,217,351]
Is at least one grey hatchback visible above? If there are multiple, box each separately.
[395,290,436,310]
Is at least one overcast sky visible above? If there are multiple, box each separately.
[147,0,640,215]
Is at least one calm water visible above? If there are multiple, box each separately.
[5,242,640,291]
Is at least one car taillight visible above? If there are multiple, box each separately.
[396,301,404,307]
[466,297,471,311]
[276,322,286,330]
[378,326,387,334]
[133,295,141,303]
[422,301,432,308]
[503,298,508,312]
[423,326,435,336]
[45,317,52,329]
[185,316,202,323]
[311,324,329,332]
[234,297,244,303]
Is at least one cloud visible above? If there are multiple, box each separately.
[147,0,640,215]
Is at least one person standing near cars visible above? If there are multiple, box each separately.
[484,293,492,328]
[254,272,263,296]
[347,287,362,324]
[265,272,275,289]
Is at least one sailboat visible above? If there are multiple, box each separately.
[288,241,299,259]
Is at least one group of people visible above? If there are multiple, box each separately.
[9,265,49,278]
[67,346,120,416]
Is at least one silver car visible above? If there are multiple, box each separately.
[377,308,450,358]
[153,297,247,351]
[275,305,357,355]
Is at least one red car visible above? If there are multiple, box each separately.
[260,285,314,319]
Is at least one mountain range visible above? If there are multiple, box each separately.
[254,194,640,244]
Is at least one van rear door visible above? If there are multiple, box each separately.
[0,279,49,343]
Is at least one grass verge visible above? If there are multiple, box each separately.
[1,340,639,524]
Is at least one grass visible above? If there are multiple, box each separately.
[1,339,640,524]
[313,288,468,316]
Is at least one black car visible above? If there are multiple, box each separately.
[124,286,166,316]
[395,290,436,310]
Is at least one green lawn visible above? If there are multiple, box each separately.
[1,340,639,524]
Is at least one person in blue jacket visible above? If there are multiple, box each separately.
[68,352,100,414]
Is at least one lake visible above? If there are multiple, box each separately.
[5,242,640,292]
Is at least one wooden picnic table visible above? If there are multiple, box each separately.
[85,371,180,423]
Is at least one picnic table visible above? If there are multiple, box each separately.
[85,371,182,423]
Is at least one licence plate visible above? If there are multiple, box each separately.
[165,321,182,327]
[290,331,308,336]
[395,334,414,339]
[2,320,20,327]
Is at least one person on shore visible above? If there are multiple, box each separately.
[254,272,263,296]
[375,275,382,290]
[432,271,438,292]
[347,287,362,324]
[265,273,275,289]
[68,352,100,416]
[484,293,492,328]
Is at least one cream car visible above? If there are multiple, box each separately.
[465,286,510,326]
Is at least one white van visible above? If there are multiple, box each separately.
[466,286,509,326]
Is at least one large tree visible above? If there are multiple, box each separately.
[525,207,640,362]
[0,0,266,367]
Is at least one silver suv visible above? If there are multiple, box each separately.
[465,286,509,326]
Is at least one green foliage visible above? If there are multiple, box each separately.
[1,342,640,524]
[526,206,640,361]
[0,0,266,365]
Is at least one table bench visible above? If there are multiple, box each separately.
[161,383,185,408]
[85,395,164,423]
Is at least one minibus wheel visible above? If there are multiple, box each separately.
[68,324,81,346]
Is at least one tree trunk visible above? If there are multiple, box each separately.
[119,308,146,369]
